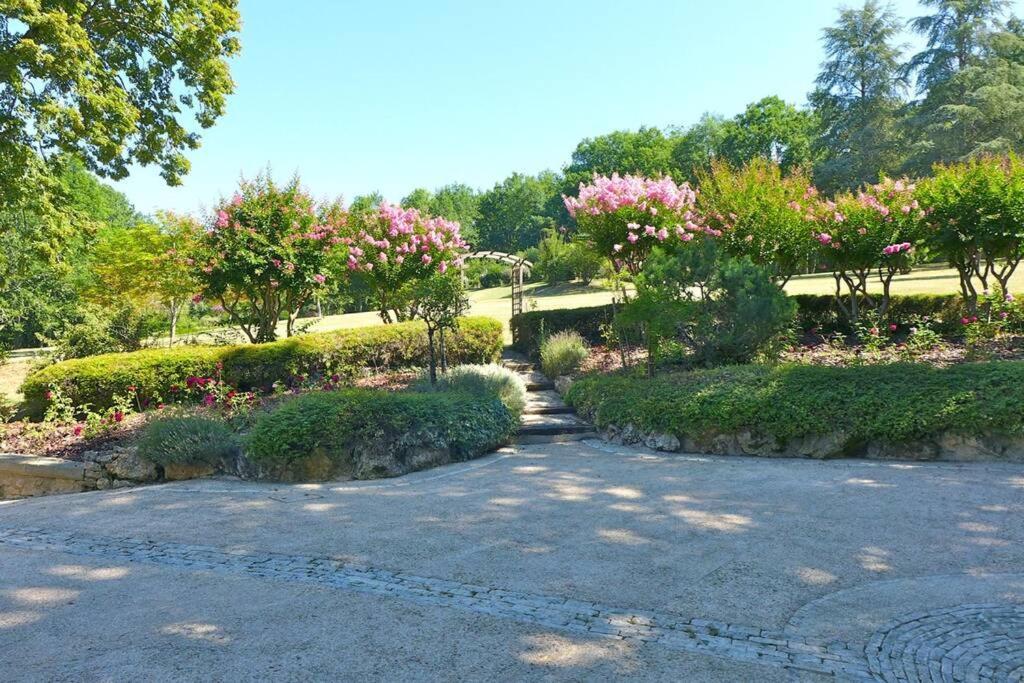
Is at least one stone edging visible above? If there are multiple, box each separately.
[596,423,1024,463]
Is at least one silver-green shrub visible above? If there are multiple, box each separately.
[540,331,588,378]
[137,415,239,467]
[423,364,526,418]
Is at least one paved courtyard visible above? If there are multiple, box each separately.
[1,440,1022,681]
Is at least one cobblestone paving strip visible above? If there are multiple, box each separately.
[0,526,874,680]
[865,604,1024,682]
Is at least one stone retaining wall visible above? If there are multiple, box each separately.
[600,423,1024,463]
[0,454,91,499]
[0,447,214,500]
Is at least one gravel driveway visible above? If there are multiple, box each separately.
[1,440,1022,681]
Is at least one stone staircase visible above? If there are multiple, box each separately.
[502,353,598,445]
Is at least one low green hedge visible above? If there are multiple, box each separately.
[511,304,616,356]
[21,317,503,417]
[245,388,517,481]
[510,293,997,356]
[565,362,1024,448]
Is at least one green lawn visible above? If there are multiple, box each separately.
[783,262,1024,296]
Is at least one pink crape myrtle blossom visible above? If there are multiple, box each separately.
[346,201,468,322]
[564,173,706,275]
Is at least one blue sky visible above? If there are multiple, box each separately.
[112,0,1019,216]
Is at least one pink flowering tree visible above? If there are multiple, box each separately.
[344,201,468,323]
[196,174,347,343]
[807,178,926,322]
[563,173,708,281]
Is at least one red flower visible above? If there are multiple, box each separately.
[113,411,125,423]
[72,424,83,436]
[888,324,898,332]
[203,394,216,406]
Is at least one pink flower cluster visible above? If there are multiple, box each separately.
[882,242,912,255]
[345,202,467,275]
[563,173,698,218]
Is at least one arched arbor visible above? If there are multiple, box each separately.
[464,251,533,341]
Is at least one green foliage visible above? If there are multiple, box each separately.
[245,389,516,481]
[903,1,1021,172]
[540,331,589,379]
[476,172,563,251]
[697,159,816,283]
[717,96,817,175]
[511,304,616,356]
[420,364,527,418]
[0,2,241,206]
[410,273,470,384]
[196,172,345,343]
[565,361,1024,447]
[401,184,481,245]
[619,243,796,370]
[21,317,504,418]
[137,416,239,468]
[564,127,678,187]
[463,259,511,289]
[916,155,1024,312]
[52,305,162,360]
[670,114,729,182]
[810,1,908,191]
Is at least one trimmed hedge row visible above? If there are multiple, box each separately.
[510,293,993,356]
[245,388,517,481]
[21,317,503,417]
[565,362,1024,451]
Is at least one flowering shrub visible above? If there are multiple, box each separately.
[917,155,1024,312]
[697,159,816,284]
[344,201,468,322]
[196,173,347,342]
[804,178,926,322]
[564,173,706,276]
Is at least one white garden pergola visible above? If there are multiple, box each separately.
[464,251,533,339]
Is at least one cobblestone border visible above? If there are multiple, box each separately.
[0,526,873,680]
[865,603,1024,682]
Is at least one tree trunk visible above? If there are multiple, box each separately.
[168,300,180,348]
[426,326,438,385]
[439,328,448,374]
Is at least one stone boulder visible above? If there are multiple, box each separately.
[104,447,159,482]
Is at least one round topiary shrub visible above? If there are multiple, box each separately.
[137,415,239,477]
[540,331,589,379]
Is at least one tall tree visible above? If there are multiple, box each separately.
[476,172,562,252]
[670,114,729,182]
[903,0,1018,170]
[0,1,241,208]
[907,0,1009,90]
[718,96,817,174]
[431,183,481,245]
[810,1,908,190]
[564,127,677,189]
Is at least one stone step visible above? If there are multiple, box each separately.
[523,404,574,416]
[502,361,533,373]
[519,370,555,392]
[523,390,572,415]
[520,413,589,429]
[513,431,600,445]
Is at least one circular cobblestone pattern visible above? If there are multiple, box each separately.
[866,604,1024,682]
